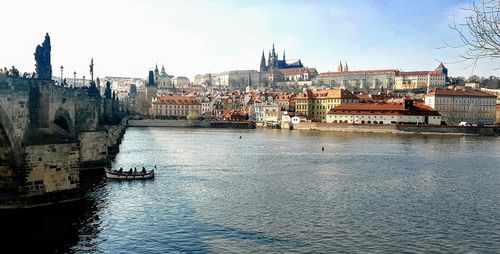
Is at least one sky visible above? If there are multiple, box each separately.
[1,0,499,81]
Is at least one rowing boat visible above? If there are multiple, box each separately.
[105,167,155,180]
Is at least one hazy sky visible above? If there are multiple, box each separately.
[1,0,499,80]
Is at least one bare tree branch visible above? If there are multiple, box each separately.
[446,0,500,69]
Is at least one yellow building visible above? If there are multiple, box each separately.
[394,71,446,90]
[295,89,359,122]
[151,95,201,119]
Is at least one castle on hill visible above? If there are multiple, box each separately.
[259,43,304,72]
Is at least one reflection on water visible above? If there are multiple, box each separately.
[2,128,499,253]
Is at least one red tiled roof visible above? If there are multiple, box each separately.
[285,112,307,117]
[275,92,296,100]
[328,102,440,116]
[296,89,359,100]
[320,69,398,76]
[153,95,201,105]
[426,88,496,97]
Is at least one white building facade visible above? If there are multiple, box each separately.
[425,88,497,125]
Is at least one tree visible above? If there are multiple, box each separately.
[449,0,500,69]
[187,111,199,121]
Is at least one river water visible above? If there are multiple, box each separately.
[2,128,500,253]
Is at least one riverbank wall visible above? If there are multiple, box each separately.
[295,122,500,136]
[128,119,210,128]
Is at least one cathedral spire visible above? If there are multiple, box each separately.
[283,49,286,61]
[260,50,267,72]
[338,60,343,72]
[344,61,348,72]
[272,43,276,57]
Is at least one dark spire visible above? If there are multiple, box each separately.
[283,49,286,61]
[272,43,276,57]
[148,70,155,86]
[260,50,267,72]
[268,50,271,66]
[154,62,159,75]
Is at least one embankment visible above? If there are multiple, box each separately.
[128,119,210,128]
[295,122,500,136]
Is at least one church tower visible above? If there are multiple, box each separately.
[154,63,159,83]
[338,61,343,72]
[146,70,158,115]
[344,62,349,72]
[260,50,267,72]
[283,49,286,62]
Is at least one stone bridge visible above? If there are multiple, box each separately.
[0,35,127,209]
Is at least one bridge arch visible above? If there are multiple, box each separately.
[0,105,21,194]
[53,107,74,135]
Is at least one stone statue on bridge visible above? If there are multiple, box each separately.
[34,33,52,80]
[105,81,112,99]
[89,58,94,81]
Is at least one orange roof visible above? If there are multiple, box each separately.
[328,102,440,116]
[296,89,358,100]
[398,71,444,76]
[153,95,201,105]
[320,69,398,76]
[275,92,296,100]
[426,88,496,97]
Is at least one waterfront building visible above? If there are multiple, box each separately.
[200,96,212,116]
[425,88,497,125]
[262,103,281,126]
[275,92,296,111]
[326,99,441,125]
[151,95,201,119]
[295,89,359,122]
[252,95,276,124]
[497,104,500,124]
[480,87,500,104]
[280,111,307,129]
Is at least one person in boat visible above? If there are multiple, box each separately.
[129,168,133,174]
[142,167,146,174]
[118,167,123,173]
[134,167,137,174]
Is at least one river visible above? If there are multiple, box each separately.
[2,128,500,253]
